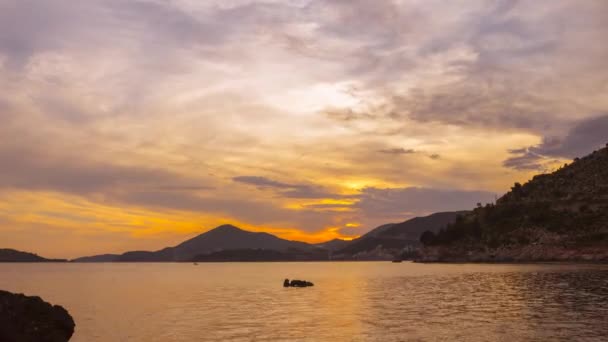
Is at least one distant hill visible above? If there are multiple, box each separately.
[170,225,314,260]
[191,248,329,262]
[314,238,350,251]
[71,254,119,262]
[420,144,608,262]
[361,223,396,237]
[75,225,323,262]
[335,212,465,259]
[0,249,66,262]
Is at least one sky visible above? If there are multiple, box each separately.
[1,0,608,259]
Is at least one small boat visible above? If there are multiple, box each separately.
[392,259,402,263]
[193,262,198,265]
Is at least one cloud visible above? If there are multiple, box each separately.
[232,175,353,199]
[0,143,207,195]
[502,150,546,171]
[0,0,259,70]
[279,188,353,200]
[529,114,608,158]
[302,203,353,210]
[319,1,608,138]
[503,114,608,170]
[378,148,416,155]
[355,187,497,222]
[232,176,295,189]
[377,147,442,161]
[0,142,340,230]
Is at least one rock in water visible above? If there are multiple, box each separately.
[286,279,314,287]
[0,290,75,342]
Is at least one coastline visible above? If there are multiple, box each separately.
[416,244,608,264]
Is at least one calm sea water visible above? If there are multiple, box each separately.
[0,262,607,341]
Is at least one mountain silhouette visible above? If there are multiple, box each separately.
[71,254,120,262]
[0,249,66,262]
[335,212,464,258]
[74,224,319,262]
[313,238,350,251]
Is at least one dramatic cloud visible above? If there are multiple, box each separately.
[355,187,497,223]
[502,150,546,171]
[504,114,608,170]
[319,1,608,137]
[529,115,608,159]
[233,176,353,199]
[1,0,607,257]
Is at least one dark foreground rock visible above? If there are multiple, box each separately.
[0,290,75,342]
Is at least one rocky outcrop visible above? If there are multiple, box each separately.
[419,228,608,262]
[283,279,314,287]
[419,245,608,263]
[0,290,75,342]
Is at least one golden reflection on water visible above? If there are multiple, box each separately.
[0,262,607,341]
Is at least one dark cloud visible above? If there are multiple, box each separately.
[355,187,496,221]
[279,188,354,200]
[119,188,346,231]
[378,148,416,155]
[377,147,441,161]
[502,150,545,171]
[232,176,295,189]
[324,108,373,122]
[0,144,338,230]
[529,115,608,159]
[320,1,608,139]
[0,0,288,71]
[0,143,209,195]
[504,114,608,170]
[155,185,214,192]
[399,87,556,132]
[233,175,353,200]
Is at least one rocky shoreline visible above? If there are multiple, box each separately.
[0,290,75,342]
[416,245,608,263]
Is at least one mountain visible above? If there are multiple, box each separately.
[314,238,350,251]
[71,254,119,262]
[75,224,323,262]
[419,144,608,262]
[379,212,468,240]
[334,212,464,259]
[170,224,314,260]
[191,248,329,262]
[361,223,396,237]
[0,249,67,262]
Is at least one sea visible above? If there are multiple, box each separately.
[1,262,607,341]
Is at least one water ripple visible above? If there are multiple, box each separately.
[0,262,607,341]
